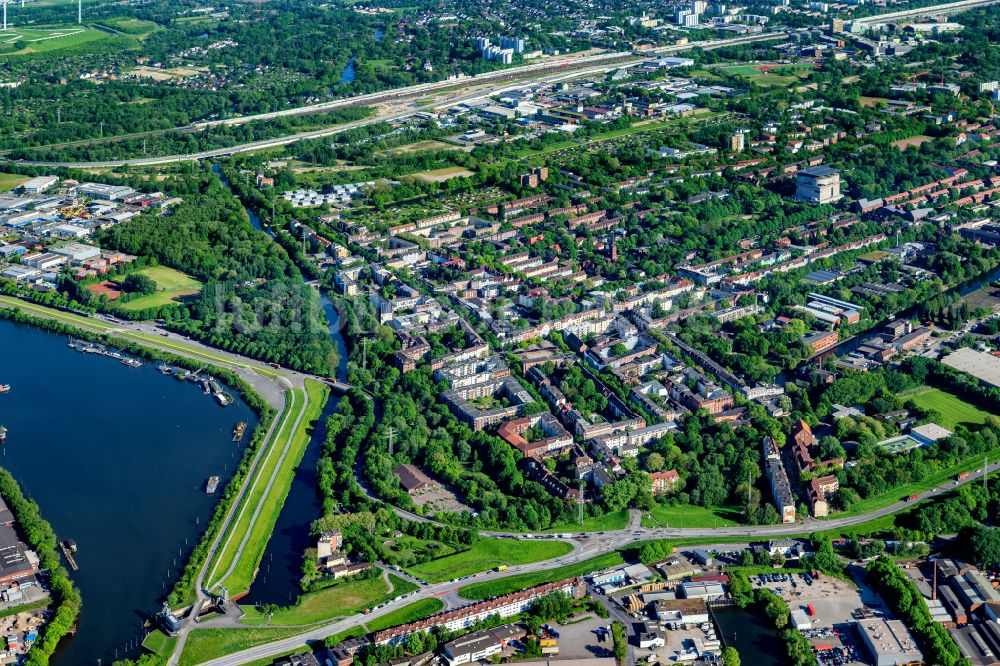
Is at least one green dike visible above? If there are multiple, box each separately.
[205,387,300,589]
[823,454,987,519]
[366,598,445,632]
[0,295,280,379]
[179,626,309,666]
[240,574,418,626]
[142,629,178,657]
[457,552,624,600]
[404,538,573,583]
[210,379,329,594]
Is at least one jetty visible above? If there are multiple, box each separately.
[59,540,78,571]
[69,339,143,368]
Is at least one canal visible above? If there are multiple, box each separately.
[711,606,784,666]
[214,163,351,608]
[820,262,1000,361]
[0,317,258,666]
[244,297,348,606]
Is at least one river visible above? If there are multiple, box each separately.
[340,58,356,86]
[0,318,258,666]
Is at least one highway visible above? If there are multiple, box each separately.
[7,32,786,168]
[852,0,1000,24]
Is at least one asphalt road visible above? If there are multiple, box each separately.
[5,299,998,665]
[191,459,1000,666]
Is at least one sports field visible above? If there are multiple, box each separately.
[117,266,202,311]
[701,62,816,87]
[898,386,991,430]
[0,173,28,192]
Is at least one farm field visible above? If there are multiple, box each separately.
[405,537,572,583]
[898,386,991,430]
[117,265,202,311]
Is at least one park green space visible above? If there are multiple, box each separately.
[692,63,814,87]
[642,504,742,528]
[98,16,160,35]
[142,629,178,657]
[405,537,572,583]
[542,510,630,533]
[458,552,624,600]
[180,626,310,666]
[118,265,202,311]
[365,598,444,632]
[382,534,458,562]
[240,574,417,626]
[898,386,991,430]
[208,379,329,594]
[0,25,111,56]
[0,173,28,192]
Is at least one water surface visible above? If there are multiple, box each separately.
[0,318,257,665]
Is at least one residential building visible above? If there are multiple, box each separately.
[650,469,681,494]
[442,624,527,665]
[373,578,586,645]
[762,437,796,523]
[808,475,839,517]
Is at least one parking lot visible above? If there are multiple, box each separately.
[549,613,616,661]
[751,571,867,629]
[751,571,873,666]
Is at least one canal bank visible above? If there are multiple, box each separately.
[821,263,1000,361]
[215,163,351,608]
[243,298,349,606]
[0,317,258,666]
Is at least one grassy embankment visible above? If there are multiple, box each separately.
[405,538,573,583]
[207,379,329,595]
